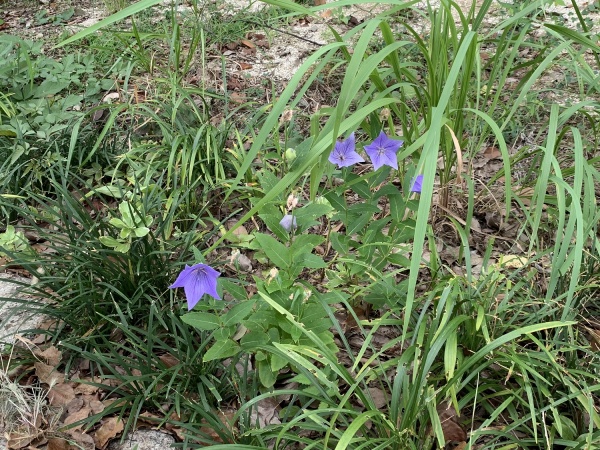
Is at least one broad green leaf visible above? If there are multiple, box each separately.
[133,227,149,238]
[203,339,240,362]
[258,358,276,388]
[223,301,255,327]
[254,233,290,269]
[181,312,221,331]
[241,330,270,350]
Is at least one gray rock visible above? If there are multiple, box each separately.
[108,430,175,450]
[0,274,40,351]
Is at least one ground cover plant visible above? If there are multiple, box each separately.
[1,0,600,448]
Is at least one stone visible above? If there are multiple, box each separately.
[108,430,175,450]
[0,274,39,351]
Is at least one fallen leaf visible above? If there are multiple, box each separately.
[47,437,70,450]
[586,327,600,352]
[66,431,95,450]
[89,399,105,414]
[7,429,36,449]
[93,417,124,449]
[158,353,180,368]
[229,92,246,104]
[240,39,255,48]
[239,62,252,70]
[74,379,100,395]
[249,398,281,428]
[34,362,64,385]
[482,146,502,160]
[199,409,237,443]
[66,396,84,414]
[357,387,388,409]
[437,402,467,443]
[47,383,75,407]
[64,406,91,430]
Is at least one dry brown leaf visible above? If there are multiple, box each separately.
[34,345,62,366]
[66,431,95,450]
[586,327,600,352]
[319,9,333,19]
[249,398,281,429]
[437,402,467,443]
[74,378,100,395]
[482,146,502,160]
[66,396,84,414]
[93,417,124,449]
[34,362,64,385]
[47,437,70,450]
[158,354,180,368]
[48,383,75,407]
[88,399,105,415]
[7,429,36,449]
[229,92,246,104]
[240,39,255,48]
[199,409,237,443]
[64,406,91,430]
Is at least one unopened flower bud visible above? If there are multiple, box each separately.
[285,148,297,162]
[280,214,298,232]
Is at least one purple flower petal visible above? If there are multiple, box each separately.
[280,214,297,232]
[364,131,403,171]
[411,174,423,193]
[328,133,365,168]
[169,263,221,310]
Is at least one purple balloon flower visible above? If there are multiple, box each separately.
[364,131,404,171]
[328,133,365,168]
[169,263,221,310]
[411,174,423,193]
[280,214,297,232]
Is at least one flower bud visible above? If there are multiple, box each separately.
[280,214,298,232]
[285,148,297,162]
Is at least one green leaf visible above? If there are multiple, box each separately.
[203,339,240,362]
[258,358,277,388]
[181,312,221,331]
[109,217,127,229]
[271,353,288,372]
[223,301,255,327]
[133,227,149,238]
[241,330,270,350]
[254,233,290,269]
[99,236,121,247]
[290,234,323,251]
[221,279,248,301]
[295,253,327,269]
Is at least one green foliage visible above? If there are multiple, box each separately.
[2,0,600,447]
[0,225,35,262]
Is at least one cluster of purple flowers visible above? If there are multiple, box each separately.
[172,130,424,310]
[329,131,423,193]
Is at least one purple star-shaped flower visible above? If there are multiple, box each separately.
[411,174,423,193]
[364,131,403,170]
[280,214,298,232]
[328,133,365,168]
[169,263,221,310]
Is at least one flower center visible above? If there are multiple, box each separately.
[377,146,386,156]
